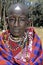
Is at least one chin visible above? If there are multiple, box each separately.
[11,31,24,37]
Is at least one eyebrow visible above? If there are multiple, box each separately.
[9,15,26,18]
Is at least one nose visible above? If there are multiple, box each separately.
[15,17,19,26]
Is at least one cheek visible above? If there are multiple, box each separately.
[19,22,26,27]
[8,22,14,28]
[20,24,26,31]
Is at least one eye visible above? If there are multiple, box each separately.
[9,18,16,23]
[9,19,14,21]
[19,18,25,21]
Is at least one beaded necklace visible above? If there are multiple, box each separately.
[2,29,33,62]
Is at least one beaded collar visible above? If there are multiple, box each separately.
[2,28,33,52]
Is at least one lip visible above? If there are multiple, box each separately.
[14,29,20,32]
[13,28,22,32]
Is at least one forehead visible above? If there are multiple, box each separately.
[8,14,26,18]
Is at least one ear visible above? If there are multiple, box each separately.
[26,19,30,27]
[5,17,9,29]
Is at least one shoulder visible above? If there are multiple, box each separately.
[27,27,42,47]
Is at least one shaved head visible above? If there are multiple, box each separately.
[7,3,28,16]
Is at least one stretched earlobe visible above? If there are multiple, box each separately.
[5,17,8,23]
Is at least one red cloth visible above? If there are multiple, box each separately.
[0,27,43,65]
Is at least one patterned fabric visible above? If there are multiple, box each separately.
[0,27,43,65]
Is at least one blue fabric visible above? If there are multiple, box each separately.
[34,62,39,65]
[34,50,40,56]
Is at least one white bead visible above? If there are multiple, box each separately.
[2,30,6,32]
[30,48,32,51]
[21,56,24,59]
[29,32,32,34]
[23,58,26,62]
[30,40,32,44]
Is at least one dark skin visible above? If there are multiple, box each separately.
[5,3,30,64]
[7,3,29,39]
[8,14,27,38]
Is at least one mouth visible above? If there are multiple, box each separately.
[13,27,23,33]
[13,30,24,37]
[14,30,20,33]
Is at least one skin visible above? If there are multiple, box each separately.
[7,3,29,39]
[8,14,27,38]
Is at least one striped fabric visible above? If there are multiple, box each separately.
[0,27,43,65]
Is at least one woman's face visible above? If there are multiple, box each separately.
[8,14,27,37]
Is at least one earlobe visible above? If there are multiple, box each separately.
[5,17,9,23]
[5,17,9,29]
[26,21,29,26]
